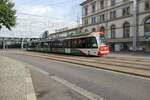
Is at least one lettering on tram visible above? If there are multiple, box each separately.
[27,32,109,56]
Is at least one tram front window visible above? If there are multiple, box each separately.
[90,37,98,48]
[99,37,105,46]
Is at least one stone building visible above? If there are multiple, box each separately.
[81,0,150,51]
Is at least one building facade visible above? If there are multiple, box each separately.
[81,0,150,51]
[49,27,83,39]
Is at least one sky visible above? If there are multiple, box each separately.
[0,0,83,38]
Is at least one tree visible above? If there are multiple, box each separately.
[0,0,16,30]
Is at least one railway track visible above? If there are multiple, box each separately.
[100,56,150,63]
[18,51,150,71]
[11,51,150,78]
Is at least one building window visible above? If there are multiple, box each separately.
[92,2,96,13]
[92,16,96,24]
[122,6,130,16]
[85,29,89,33]
[144,17,150,36]
[111,0,116,6]
[111,25,116,38]
[92,28,96,32]
[145,0,150,10]
[123,22,130,38]
[100,27,105,32]
[99,14,105,23]
[84,19,88,25]
[110,10,116,20]
[100,0,104,9]
[84,6,88,16]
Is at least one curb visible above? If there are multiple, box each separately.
[26,67,37,100]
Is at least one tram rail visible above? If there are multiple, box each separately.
[18,51,150,71]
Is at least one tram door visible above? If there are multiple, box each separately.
[89,37,98,56]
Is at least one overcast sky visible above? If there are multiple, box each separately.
[0,0,83,38]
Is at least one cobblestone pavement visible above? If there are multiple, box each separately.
[0,56,36,100]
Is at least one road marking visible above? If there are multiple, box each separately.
[31,66,106,100]
[51,76,106,100]
[30,66,50,76]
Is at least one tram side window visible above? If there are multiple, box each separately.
[66,40,71,48]
[87,37,98,48]
[31,43,36,48]
[91,37,98,48]
[52,41,58,48]
[41,42,48,48]
[70,39,74,48]
[71,39,79,48]
[59,41,63,48]
[49,42,52,48]
[61,40,70,48]
[69,37,97,48]
[87,37,91,48]
[51,41,54,48]
[50,37,97,48]
[81,38,87,48]
[62,40,67,48]
[35,42,40,48]
[74,38,88,48]
[43,42,50,48]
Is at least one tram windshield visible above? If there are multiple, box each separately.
[99,37,106,46]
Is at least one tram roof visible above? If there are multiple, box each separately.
[29,32,100,43]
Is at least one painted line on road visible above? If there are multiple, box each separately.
[31,66,106,100]
[51,76,106,100]
[31,66,50,76]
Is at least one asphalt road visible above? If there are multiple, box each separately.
[2,52,150,100]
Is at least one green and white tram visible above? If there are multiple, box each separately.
[27,32,109,56]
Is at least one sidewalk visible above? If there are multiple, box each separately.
[0,56,36,100]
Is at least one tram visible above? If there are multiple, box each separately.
[27,32,109,56]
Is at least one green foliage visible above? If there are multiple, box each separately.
[0,0,16,30]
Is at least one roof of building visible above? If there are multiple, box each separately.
[80,0,93,6]
[50,26,83,35]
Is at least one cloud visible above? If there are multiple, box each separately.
[20,5,53,16]
[17,4,77,30]
[0,0,79,38]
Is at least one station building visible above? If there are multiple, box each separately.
[81,0,150,52]
[49,0,150,52]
